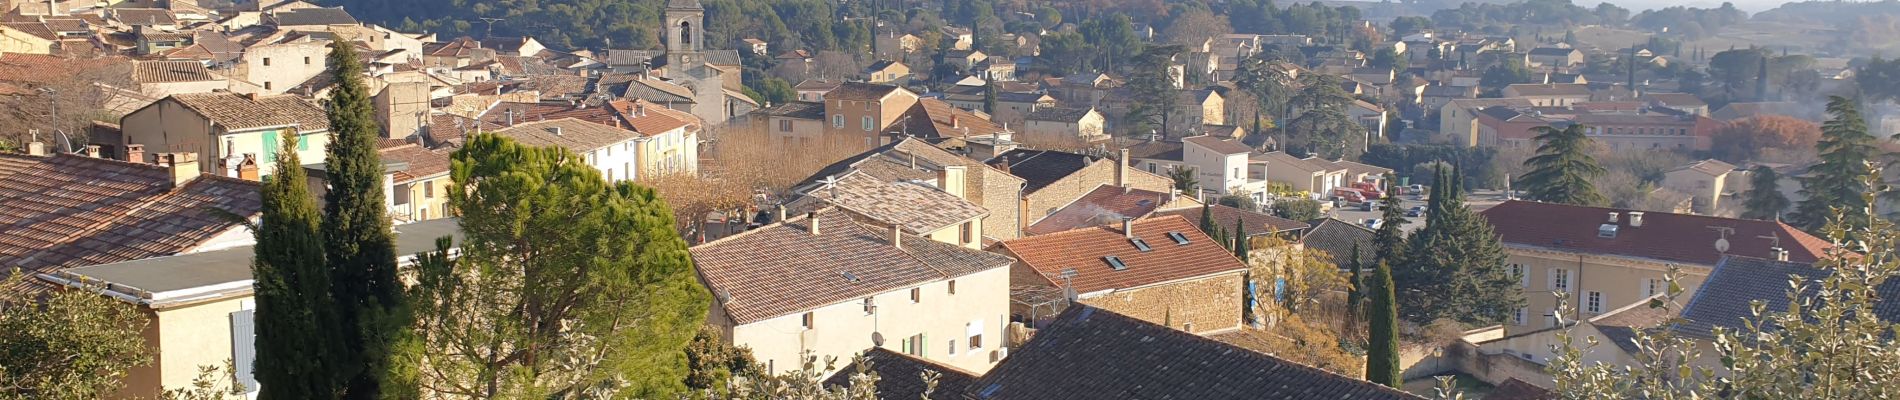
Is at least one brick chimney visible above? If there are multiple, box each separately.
[124,144,145,164]
[237,153,260,181]
[153,152,200,187]
[82,145,100,158]
[1115,148,1130,189]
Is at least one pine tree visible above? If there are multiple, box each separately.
[1792,96,1877,233]
[1365,260,1401,388]
[1232,217,1250,264]
[410,133,711,396]
[320,41,411,399]
[982,82,997,114]
[1371,173,1409,266]
[1519,124,1607,206]
[252,136,345,398]
[1740,165,1791,221]
[1397,165,1523,326]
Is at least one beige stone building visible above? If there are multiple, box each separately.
[1019,107,1106,146]
[793,138,1026,241]
[789,167,988,249]
[131,60,230,98]
[989,148,1174,230]
[121,92,332,177]
[1502,83,1591,107]
[996,215,1250,335]
[1480,200,1830,336]
[1660,159,1736,214]
[39,218,460,398]
[0,23,54,54]
[692,208,1015,374]
[1440,98,1533,147]
[232,40,330,94]
[824,82,920,151]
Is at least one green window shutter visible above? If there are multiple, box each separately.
[262,131,279,163]
[297,134,308,151]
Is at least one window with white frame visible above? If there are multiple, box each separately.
[1514,307,1526,325]
[967,320,984,350]
[861,116,873,131]
[1642,278,1660,298]
[1509,263,1525,288]
[833,115,844,127]
[1551,268,1571,291]
[1587,291,1603,314]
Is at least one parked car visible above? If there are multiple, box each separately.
[1360,202,1376,212]
[1362,218,1382,229]
[1406,206,1425,218]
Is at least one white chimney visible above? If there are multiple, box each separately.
[1627,212,1644,227]
[1772,247,1789,262]
[807,212,820,235]
[1121,218,1135,239]
[1607,212,1619,224]
[891,223,903,248]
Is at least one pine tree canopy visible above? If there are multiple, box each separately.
[1519,124,1606,206]
[1740,165,1790,221]
[1791,96,1877,233]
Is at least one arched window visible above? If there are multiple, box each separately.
[678,21,692,48]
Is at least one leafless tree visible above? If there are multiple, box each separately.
[0,56,135,151]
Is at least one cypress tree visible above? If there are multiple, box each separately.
[1399,165,1522,326]
[1371,173,1409,266]
[252,136,344,398]
[1740,165,1791,221]
[320,40,410,399]
[1792,96,1878,234]
[1365,260,1401,388]
[1199,202,1216,235]
[1232,217,1249,264]
[1344,242,1365,330]
[1519,124,1606,206]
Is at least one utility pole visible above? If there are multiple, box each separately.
[479,17,504,38]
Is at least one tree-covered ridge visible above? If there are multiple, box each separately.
[322,0,877,52]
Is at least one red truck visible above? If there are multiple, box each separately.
[1349,182,1385,200]
[1331,187,1367,203]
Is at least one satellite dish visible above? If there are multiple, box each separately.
[1714,237,1730,253]
[871,332,885,346]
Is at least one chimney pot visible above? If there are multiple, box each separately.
[1121,218,1135,239]
[82,145,101,158]
[124,144,145,163]
[1771,246,1789,262]
[1607,212,1619,224]
[1628,211,1644,227]
[891,223,903,248]
[807,212,820,235]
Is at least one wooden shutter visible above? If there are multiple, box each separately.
[230,309,258,393]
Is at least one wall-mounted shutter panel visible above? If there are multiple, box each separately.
[230,309,258,393]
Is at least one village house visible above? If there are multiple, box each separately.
[1527,47,1583,69]
[306,144,454,222]
[1502,83,1591,107]
[787,168,988,249]
[691,208,1015,374]
[1181,135,1266,200]
[861,60,910,85]
[1019,107,1106,146]
[1023,184,1182,236]
[824,82,920,150]
[755,100,828,147]
[1659,159,1737,214]
[1479,200,1831,335]
[0,23,55,54]
[796,138,1026,241]
[40,218,459,398]
[121,92,332,177]
[233,39,330,94]
[1254,151,1350,196]
[794,79,840,102]
[989,149,1175,231]
[995,215,1249,335]
[487,112,697,182]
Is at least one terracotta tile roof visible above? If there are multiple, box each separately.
[166,92,331,132]
[489,118,637,152]
[2,22,56,41]
[110,8,177,26]
[607,99,692,136]
[1153,204,1307,237]
[823,347,980,398]
[1183,135,1253,155]
[513,74,589,97]
[623,77,695,103]
[0,53,72,86]
[1671,159,1736,176]
[1000,215,1247,294]
[1025,184,1171,236]
[798,172,987,235]
[969,306,1422,400]
[1298,218,1374,264]
[0,153,39,179]
[987,149,1097,193]
[424,113,500,147]
[1677,256,1897,341]
[0,155,261,295]
[892,99,1007,139]
[826,82,901,100]
[132,60,215,83]
[378,144,451,183]
[1479,200,1831,266]
[794,78,840,91]
[690,208,1011,324]
[1488,378,1556,400]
